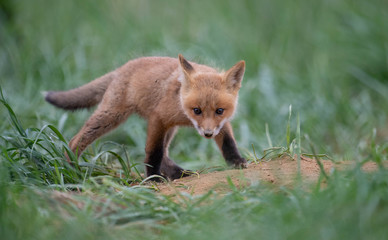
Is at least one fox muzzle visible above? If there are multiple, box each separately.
[203,130,214,138]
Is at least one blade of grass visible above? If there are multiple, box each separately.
[305,134,329,181]
[265,123,273,148]
[296,113,301,177]
[0,86,27,139]
[286,104,292,147]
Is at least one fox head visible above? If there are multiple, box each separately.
[178,54,245,138]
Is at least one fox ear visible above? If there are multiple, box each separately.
[178,54,195,86]
[178,54,194,88]
[178,54,194,74]
[224,60,245,91]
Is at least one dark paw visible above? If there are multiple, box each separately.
[163,167,195,180]
[161,157,195,180]
[232,158,248,169]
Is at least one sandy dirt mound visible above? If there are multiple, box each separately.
[157,157,380,196]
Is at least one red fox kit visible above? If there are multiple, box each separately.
[45,55,247,180]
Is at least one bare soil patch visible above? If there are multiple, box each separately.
[157,157,381,196]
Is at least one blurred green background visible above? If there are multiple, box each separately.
[1,1,388,240]
[1,0,387,170]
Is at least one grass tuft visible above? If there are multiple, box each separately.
[0,87,142,187]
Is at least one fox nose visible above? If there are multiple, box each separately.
[204,130,213,138]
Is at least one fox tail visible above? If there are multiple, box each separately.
[44,72,115,110]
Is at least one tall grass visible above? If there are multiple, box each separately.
[1,153,388,240]
[0,86,142,187]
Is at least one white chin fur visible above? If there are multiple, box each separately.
[213,127,221,136]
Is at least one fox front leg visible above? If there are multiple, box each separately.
[160,127,193,180]
[144,118,167,180]
[215,122,247,168]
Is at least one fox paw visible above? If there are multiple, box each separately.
[163,167,195,180]
[232,158,248,169]
[160,157,195,180]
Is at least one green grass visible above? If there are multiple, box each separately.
[1,0,388,239]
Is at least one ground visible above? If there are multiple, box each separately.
[157,157,381,196]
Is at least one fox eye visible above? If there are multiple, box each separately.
[215,108,224,115]
[193,108,202,115]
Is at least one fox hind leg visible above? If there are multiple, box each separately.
[69,102,133,157]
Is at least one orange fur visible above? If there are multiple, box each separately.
[45,55,247,180]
